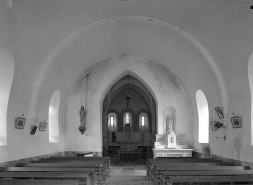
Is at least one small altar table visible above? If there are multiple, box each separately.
[118,150,141,163]
[152,148,193,158]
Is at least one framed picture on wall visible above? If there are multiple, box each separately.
[15,117,26,129]
[210,121,218,131]
[231,116,242,128]
[215,107,224,118]
[39,121,47,131]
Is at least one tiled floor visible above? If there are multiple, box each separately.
[105,157,151,185]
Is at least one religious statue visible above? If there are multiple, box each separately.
[165,115,174,134]
[112,131,116,142]
[79,105,87,133]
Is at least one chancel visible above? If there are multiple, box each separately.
[0,1,253,184]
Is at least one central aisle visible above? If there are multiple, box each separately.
[105,157,150,185]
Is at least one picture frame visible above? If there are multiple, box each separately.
[15,117,26,129]
[30,126,38,135]
[39,122,47,131]
[231,116,242,129]
[210,121,218,131]
[215,107,224,118]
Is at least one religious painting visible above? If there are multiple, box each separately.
[15,117,26,129]
[39,121,47,131]
[215,107,224,118]
[231,116,242,129]
[210,121,218,131]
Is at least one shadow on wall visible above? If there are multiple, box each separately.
[234,137,241,161]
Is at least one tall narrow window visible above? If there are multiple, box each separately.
[49,91,61,143]
[0,48,15,146]
[141,116,145,126]
[110,116,114,126]
[126,113,129,124]
[248,52,253,145]
[196,90,209,143]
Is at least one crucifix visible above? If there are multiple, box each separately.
[125,75,131,107]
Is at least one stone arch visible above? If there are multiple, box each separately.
[248,52,253,145]
[30,15,226,125]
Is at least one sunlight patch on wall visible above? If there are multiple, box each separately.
[248,52,253,145]
[0,48,15,146]
[49,91,61,143]
[196,90,209,143]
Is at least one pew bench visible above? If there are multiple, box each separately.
[0,179,79,185]
[0,172,91,185]
[147,158,223,179]
[151,163,242,185]
[165,175,253,185]
[0,167,97,185]
[161,170,253,185]
[39,156,110,177]
[17,162,103,185]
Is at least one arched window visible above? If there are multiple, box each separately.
[196,90,209,143]
[123,112,132,131]
[0,48,15,146]
[108,112,117,131]
[49,91,61,143]
[139,112,149,131]
[248,52,253,145]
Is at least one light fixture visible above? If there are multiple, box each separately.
[125,75,131,107]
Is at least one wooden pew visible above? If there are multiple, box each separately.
[38,156,110,177]
[0,172,91,185]
[0,179,79,185]
[30,160,107,182]
[161,170,253,185]
[153,165,251,185]
[0,167,97,185]
[17,162,103,185]
[148,159,226,180]
[166,176,253,185]
[150,163,237,185]
[147,157,221,178]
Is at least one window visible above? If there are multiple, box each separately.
[110,116,114,126]
[196,90,209,143]
[0,48,15,146]
[248,52,253,145]
[49,91,61,143]
[126,113,130,124]
[141,116,145,126]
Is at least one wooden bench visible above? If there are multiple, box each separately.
[0,179,79,185]
[151,163,238,185]
[39,156,110,177]
[147,157,221,179]
[148,159,227,180]
[17,162,103,185]
[161,170,253,185]
[153,165,251,185]
[0,172,91,185]
[166,175,253,185]
[0,167,97,185]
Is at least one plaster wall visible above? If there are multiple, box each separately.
[0,0,252,163]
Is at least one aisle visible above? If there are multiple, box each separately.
[105,157,150,185]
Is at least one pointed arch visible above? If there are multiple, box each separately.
[196,90,209,143]
[49,91,61,143]
[0,48,15,146]
[248,52,253,145]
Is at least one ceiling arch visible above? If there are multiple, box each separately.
[29,15,227,121]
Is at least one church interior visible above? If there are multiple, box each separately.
[0,0,253,184]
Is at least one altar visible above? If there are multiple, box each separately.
[152,148,193,158]
[118,149,141,163]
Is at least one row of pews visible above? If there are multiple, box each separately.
[0,155,110,185]
[147,157,253,185]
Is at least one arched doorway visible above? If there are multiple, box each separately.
[102,75,156,158]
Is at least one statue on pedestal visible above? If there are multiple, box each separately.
[165,115,174,134]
